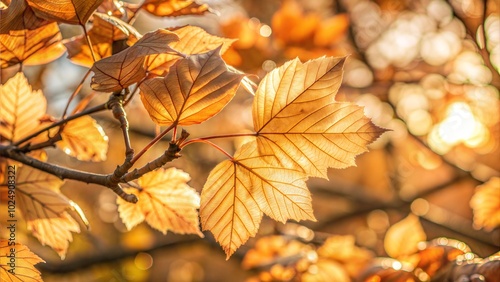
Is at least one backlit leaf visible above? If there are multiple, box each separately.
[140,46,243,126]
[26,0,103,25]
[301,259,350,282]
[470,177,500,231]
[91,28,179,92]
[117,167,202,236]
[140,0,209,17]
[253,56,386,179]
[0,72,46,143]
[0,239,45,282]
[384,214,426,259]
[56,115,109,161]
[0,22,65,67]
[0,0,50,34]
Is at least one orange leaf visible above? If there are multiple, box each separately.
[140,0,209,17]
[26,0,103,25]
[0,22,65,67]
[271,0,319,45]
[146,25,236,76]
[384,214,426,259]
[0,0,50,34]
[56,116,109,161]
[301,259,350,282]
[470,177,500,231]
[90,28,179,92]
[253,56,387,179]
[140,46,243,126]
[117,167,202,236]
[0,72,46,142]
[0,239,45,282]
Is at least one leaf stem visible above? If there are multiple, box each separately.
[82,25,97,63]
[130,122,177,165]
[180,132,257,148]
[62,69,92,119]
[181,139,234,160]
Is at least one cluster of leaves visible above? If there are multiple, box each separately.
[0,0,387,280]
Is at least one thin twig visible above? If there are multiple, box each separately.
[130,122,177,165]
[61,69,92,119]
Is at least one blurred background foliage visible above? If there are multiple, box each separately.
[0,0,499,281]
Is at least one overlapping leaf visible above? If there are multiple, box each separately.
[201,141,315,259]
[91,28,179,92]
[15,166,82,259]
[117,167,202,236]
[26,0,103,25]
[146,25,236,76]
[470,177,500,231]
[56,115,109,161]
[139,0,209,17]
[0,240,45,282]
[253,56,386,179]
[0,0,50,34]
[0,72,46,142]
[140,46,243,126]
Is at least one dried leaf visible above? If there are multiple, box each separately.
[15,166,82,259]
[0,239,45,282]
[470,177,500,231]
[416,238,470,278]
[117,167,202,236]
[0,72,46,142]
[0,22,65,67]
[140,0,209,17]
[146,25,236,76]
[26,0,103,25]
[140,46,243,126]
[56,116,109,161]
[384,214,426,259]
[91,28,179,92]
[0,0,50,34]
[253,56,386,179]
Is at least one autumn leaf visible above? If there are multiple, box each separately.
[0,22,65,67]
[470,177,500,231]
[253,56,386,179]
[271,0,320,46]
[146,25,236,76]
[301,259,350,282]
[0,72,47,143]
[0,0,50,34]
[201,141,315,259]
[56,116,109,161]
[90,28,179,92]
[138,0,209,17]
[117,167,202,236]
[0,239,45,282]
[140,46,243,126]
[14,166,83,259]
[384,214,426,259]
[26,0,103,25]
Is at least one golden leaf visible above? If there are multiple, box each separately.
[301,259,350,282]
[26,0,103,25]
[15,166,82,259]
[0,239,45,282]
[90,28,179,92]
[253,56,386,179]
[0,22,65,67]
[140,46,243,126]
[201,141,315,259]
[0,0,50,34]
[470,177,500,231]
[140,0,209,17]
[384,214,426,259]
[146,25,236,76]
[56,116,109,161]
[117,167,203,236]
[0,72,46,143]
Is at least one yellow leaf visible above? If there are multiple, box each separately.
[117,167,202,236]
[141,0,209,17]
[146,25,235,76]
[0,72,46,143]
[384,214,426,259]
[56,116,109,161]
[26,0,103,25]
[140,46,243,126]
[0,239,45,282]
[470,177,500,231]
[0,22,65,67]
[253,56,386,179]
[91,28,179,92]
[15,166,82,259]
[301,259,350,282]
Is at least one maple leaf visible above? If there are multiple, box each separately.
[253,56,386,179]
[26,0,103,25]
[0,22,65,67]
[0,239,45,282]
[14,166,83,259]
[138,0,209,17]
[201,141,315,259]
[384,214,426,259]
[56,115,109,161]
[140,46,243,126]
[90,28,179,92]
[117,167,203,236]
[0,0,50,34]
[146,25,236,76]
[470,177,500,231]
[0,72,47,143]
